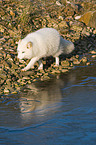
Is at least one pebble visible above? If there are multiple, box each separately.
[92,55,96,58]
[61,69,68,73]
[80,57,88,63]
[4,88,10,94]
[90,50,96,54]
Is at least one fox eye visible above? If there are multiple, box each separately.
[22,51,25,53]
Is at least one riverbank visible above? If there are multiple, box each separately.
[0,0,96,95]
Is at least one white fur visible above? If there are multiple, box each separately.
[17,28,74,71]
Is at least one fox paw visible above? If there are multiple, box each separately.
[21,68,27,71]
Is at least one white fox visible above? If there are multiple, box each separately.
[17,28,74,71]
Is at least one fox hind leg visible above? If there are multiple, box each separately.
[55,57,59,66]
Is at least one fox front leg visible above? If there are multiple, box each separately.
[22,57,39,71]
[55,57,59,66]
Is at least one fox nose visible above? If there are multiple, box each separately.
[17,54,19,59]
[17,54,21,59]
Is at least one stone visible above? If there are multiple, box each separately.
[4,88,10,94]
[76,11,96,28]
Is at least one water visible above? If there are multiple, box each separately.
[0,57,96,145]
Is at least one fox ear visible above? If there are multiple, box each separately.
[27,41,32,49]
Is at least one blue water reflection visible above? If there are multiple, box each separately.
[0,63,96,145]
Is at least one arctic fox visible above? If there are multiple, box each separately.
[17,28,74,71]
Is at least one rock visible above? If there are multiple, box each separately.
[64,4,75,16]
[73,59,81,65]
[81,2,95,12]
[56,1,63,6]
[0,25,5,33]
[11,91,18,94]
[8,28,19,37]
[90,50,96,54]
[4,88,10,94]
[80,57,88,63]
[75,11,96,28]
[70,21,83,32]
[58,21,68,28]
[10,10,15,17]
[60,0,67,5]
[61,60,70,67]
[61,69,68,73]
[92,55,96,58]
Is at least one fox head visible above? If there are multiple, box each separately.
[17,40,33,59]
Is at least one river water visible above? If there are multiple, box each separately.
[0,56,96,145]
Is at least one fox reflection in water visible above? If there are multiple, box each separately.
[19,78,64,119]
[19,72,76,120]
